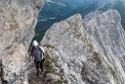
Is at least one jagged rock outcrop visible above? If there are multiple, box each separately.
[40,10,125,84]
[85,10,125,84]
[0,0,45,83]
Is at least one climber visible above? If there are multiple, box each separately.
[29,40,46,76]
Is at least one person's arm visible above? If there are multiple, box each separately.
[29,53,33,60]
[29,47,33,60]
[43,52,46,59]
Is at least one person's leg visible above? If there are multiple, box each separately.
[35,60,40,76]
[40,61,44,72]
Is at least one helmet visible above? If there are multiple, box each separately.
[32,40,38,47]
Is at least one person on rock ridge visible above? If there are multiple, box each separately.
[29,40,46,76]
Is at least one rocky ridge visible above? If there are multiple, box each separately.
[39,10,125,84]
[0,0,125,84]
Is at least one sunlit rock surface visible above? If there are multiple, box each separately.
[40,10,125,84]
[0,0,45,83]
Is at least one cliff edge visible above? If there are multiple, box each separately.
[0,0,45,83]
[40,10,125,84]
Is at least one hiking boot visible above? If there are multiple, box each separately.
[36,70,40,76]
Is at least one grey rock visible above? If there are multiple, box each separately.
[0,0,45,83]
[85,10,125,84]
[41,10,125,84]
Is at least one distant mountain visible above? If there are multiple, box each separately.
[34,0,125,42]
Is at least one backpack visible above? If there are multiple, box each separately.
[38,46,44,59]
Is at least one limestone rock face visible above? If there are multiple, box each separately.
[85,10,125,84]
[0,0,45,83]
[41,10,125,84]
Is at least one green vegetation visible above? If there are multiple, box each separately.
[60,69,64,73]
[92,52,102,68]
[44,59,52,72]
[85,38,94,52]
[44,52,66,83]
[34,33,40,37]
[93,52,101,65]
[88,43,94,51]
[35,0,125,43]
[93,52,117,80]
[54,79,68,84]
[43,43,54,49]
[52,57,60,68]
[54,80,63,84]
[34,0,87,41]
[107,64,116,79]
[101,57,117,80]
